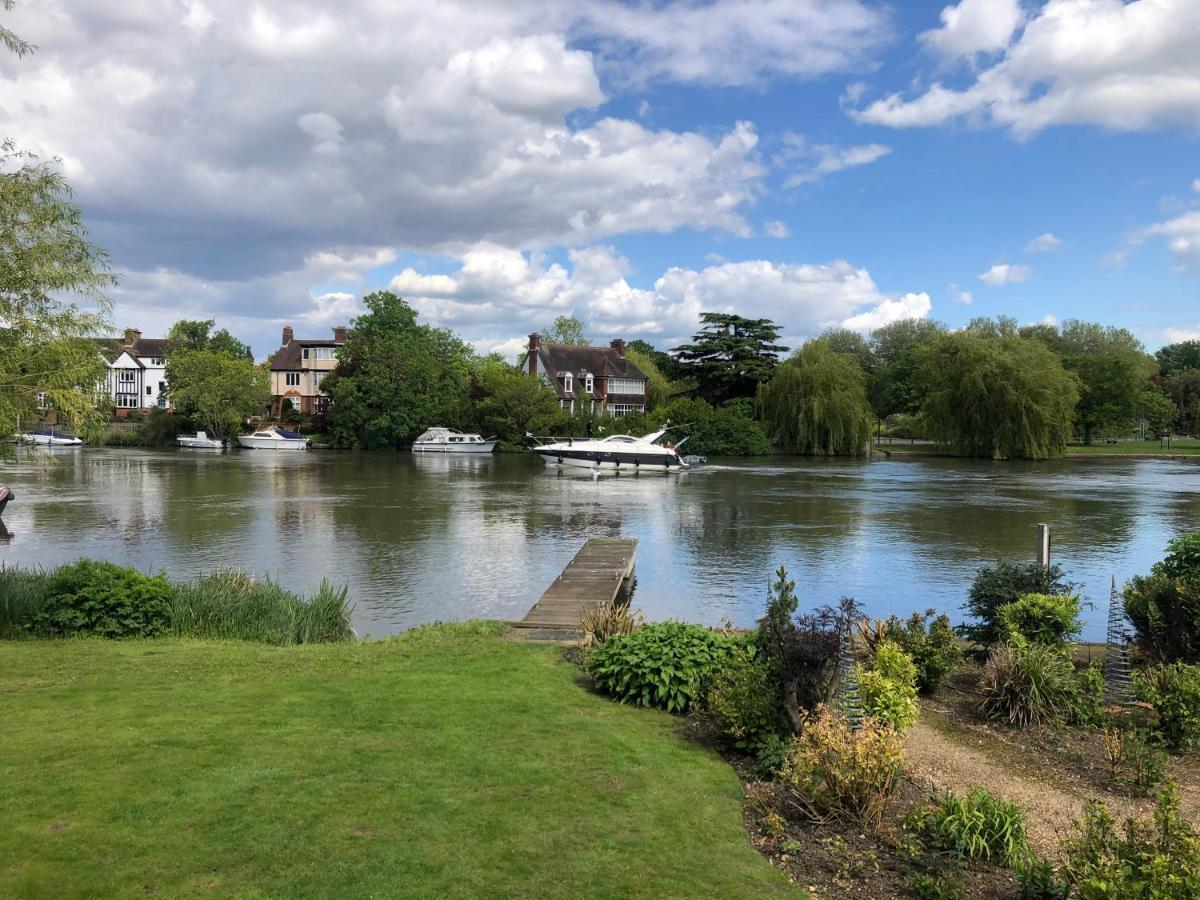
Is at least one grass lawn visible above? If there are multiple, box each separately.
[1063,437,1200,457]
[0,623,796,899]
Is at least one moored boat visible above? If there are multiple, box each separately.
[412,427,496,453]
[19,428,83,446]
[531,426,687,471]
[177,431,224,449]
[236,427,309,450]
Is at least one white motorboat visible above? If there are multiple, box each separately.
[412,427,496,453]
[531,426,687,471]
[177,431,224,449]
[19,428,83,446]
[236,427,310,450]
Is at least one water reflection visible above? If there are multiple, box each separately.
[1,449,1198,640]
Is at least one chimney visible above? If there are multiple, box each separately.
[610,338,625,357]
[281,325,294,345]
[528,332,540,375]
[123,327,141,346]
[333,325,348,342]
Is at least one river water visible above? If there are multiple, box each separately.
[1,449,1197,640]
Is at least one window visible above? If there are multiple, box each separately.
[608,377,644,395]
[303,346,336,360]
[561,372,573,393]
[584,374,594,394]
[285,397,299,411]
[312,371,327,392]
[146,386,152,395]
[118,369,137,384]
[609,403,643,418]
[285,372,301,387]
[116,394,139,409]
[150,357,163,366]
[36,391,49,410]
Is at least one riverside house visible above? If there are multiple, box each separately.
[268,325,347,415]
[524,333,648,416]
[101,328,171,416]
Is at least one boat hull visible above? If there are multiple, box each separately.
[20,434,83,446]
[178,437,224,449]
[236,436,309,450]
[412,442,497,454]
[534,447,683,470]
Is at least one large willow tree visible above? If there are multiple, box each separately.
[757,341,873,456]
[914,331,1078,459]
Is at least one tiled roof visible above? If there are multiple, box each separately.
[537,344,647,381]
[269,338,344,370]
[96,337,171,365]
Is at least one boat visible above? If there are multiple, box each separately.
[0,485,13,517]
[177,431,224,449]
[19,428,83,446]
[236,427,310,450]
[412,428,496,453]
[531,425,688,471]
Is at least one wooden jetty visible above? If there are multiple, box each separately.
[514,538,637,638]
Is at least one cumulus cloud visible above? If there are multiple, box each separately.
[1164,326,1200,343]
[763,220,790,238]
[979,263,1032,285]
[949,282,973,305]
[855,0,1200,137]
[1135,211,1200,271]
[920,0,1023,62]
[1025,232,1063,252]
[776,133,892,187]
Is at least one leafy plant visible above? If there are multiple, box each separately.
[869,610,963,694]
[1068,662,1107,728]
[962,561,1074,647]
[996,592,1083,646]
[32,559,173,638]
[906,871,965,900]
[704,646,788,757]
[858,639,920,732]
[908,787,1029,866]
[1124,534,1200,664]
[1134,662,1200,751]
[1014,855,1070,899]
[585,621,741,713]
[578,602,644,646]
[978,640,1078,728]
[0,565,50,639]
[1122,730,1169,794]
[778,705,904,832]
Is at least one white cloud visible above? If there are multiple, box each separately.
[979,263,1033,285]
[841,293,933,331]
[777,133,892,187]
[1192,178,1200,193]
[763,220,790,238]
[1025,232,1063,253]
[1164,326,1200,343]
[1135,211,1200,271]
[920,0,1023,62]
[949,282,973,305]
[856,0,1200,137]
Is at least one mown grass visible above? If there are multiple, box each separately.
[0,625,796,899]
[1063,438,1200,457]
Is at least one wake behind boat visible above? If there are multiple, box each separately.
[531,426,687,471]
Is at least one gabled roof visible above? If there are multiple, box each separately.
[536,343,647,381]
[269,338,345,371]
[96,337,171,364]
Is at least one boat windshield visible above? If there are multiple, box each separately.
[601,435,637,443]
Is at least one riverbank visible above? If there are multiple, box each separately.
[0,625,795,898]
[876,437,1200,459]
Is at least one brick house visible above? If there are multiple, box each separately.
[524,333,648,416]
[268,325,347,415]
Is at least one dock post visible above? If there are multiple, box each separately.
[1036,523,1051,569]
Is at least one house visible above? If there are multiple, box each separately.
[100,328,171,416]
[268,325,347,415]
[524,333,648,416]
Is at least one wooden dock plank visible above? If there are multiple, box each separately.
[514,538,637,633]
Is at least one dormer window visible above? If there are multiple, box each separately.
[561,372,573,393]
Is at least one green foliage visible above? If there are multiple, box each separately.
[325,292,473,449]
[906,872,965,900]
[540,314,588,345]
[858,639,920,732]
[962,561,1073,647]
[0,565,50,638]
[869,318,946,419]
[1135,385,1179,435]
[908,787,1029,866]
[1156,340,1200,378]
[32,559,172,638]
[1157,532,1200,580]
[757,340,874,456]
[1134,663,1200,751]
[168,570,352,644]
[979,640,1079,728]
[1068,662,1107,728]
[1165,372,1200,435]
[914,331,1079,459]
[137,407,183,447]
[1051,320,1153,444]
[166,318,253,360]
[1058,783,1200,899]
[997,592,1083,646]
[620,396,771,456]
[585,621,741,713]
[1124,533,1200,663]
[1014,855,1070,899]
[879,609,963,693]
[704,646,788,758]
[468,355,560,448]
[671,312,787,404]
[779,706,904,832]
[622,347,675,412]
[578,602,643,646]
[1105,727,1168,795]
[166,348,269,439]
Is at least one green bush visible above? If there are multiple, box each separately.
[962,561,1073,646]
[1123,533,1200,664]
[586,621,741,713]
[1068,662,1107,728]
[704,646,787,758]
[859,639,920,732]
[978,640,1078,728]
[1157,532,1200,579]
[32,559,173,638]
[1104,727,1168,795]
[0,566,50,639]
[907,787,1029,866]
[906,872,964,900]
[879,610,963,693]
[996,593,1082,646]
[1014,855,1070,899]
[1134,663,1200,751]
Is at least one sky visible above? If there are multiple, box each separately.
[2,0,1199,361]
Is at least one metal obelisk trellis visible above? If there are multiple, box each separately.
[834,613,863,731]
[1102,576,1133,706]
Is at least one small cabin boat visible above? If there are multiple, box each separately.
[236,427,310,450]
[19,428,83,446]
[177,431,224,450]
[412,428,496,454]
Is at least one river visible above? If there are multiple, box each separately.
[2,448,1197,640]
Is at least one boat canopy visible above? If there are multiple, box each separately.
[275,428,306,439]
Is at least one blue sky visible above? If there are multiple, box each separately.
[3,0,1198,358]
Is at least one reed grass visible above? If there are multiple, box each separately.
[0,565,50,638]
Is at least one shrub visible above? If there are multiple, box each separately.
[32,559,173,638]
[859,639,920,732]
[1103,727,1168,795]
[1014,855,1070,899]
[0,566,50,638]
[996,593,1082,646]
[585,621,740,713]
[1124,533,1200,664]
[962,561,1073,646]
[579,602,644,646]
[1157,532,1200,580]
[1134,663,1200,751]
[704,647,787,757]
[1059,782,1200,898]
[1067,662,1107,728]
[978,640,1077,728]
[908,787,1029,866]
[906,872,965,900]
[779,706,904,832]
[875,609,963,694]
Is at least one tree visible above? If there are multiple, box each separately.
[1156,340,1200,378]
[1,0,33,59]
[671,313,787,404]
[469,356,560,446]
[1135,385,1178,436]
[914,332,1078,459]
[757,341,873,456]
[166,319,252,360]
[165,349,269,438]
[324,292,472,449]
[624,347,672,411]
[1053,320,1153,443]
[626,338,679,380]
[868,318,944,419]
[814,329,874,378]
[541,315,589,345]
[1166,372,1200,435]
